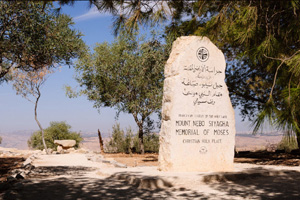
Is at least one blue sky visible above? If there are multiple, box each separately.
[0,2,253,135]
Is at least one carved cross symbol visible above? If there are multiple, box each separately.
[197,47,209,62]
[199,146,208,153]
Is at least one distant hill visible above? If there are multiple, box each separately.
[0,130,284,151]
[0,130,34,150]
[235,133,283,151]
[0,130,110,150]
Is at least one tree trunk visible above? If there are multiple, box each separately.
[98,129,105,154]
[132,113,145,154]
[138,126,145,154]
[35,90,48,154]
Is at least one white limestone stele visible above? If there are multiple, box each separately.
[158,36,236,172]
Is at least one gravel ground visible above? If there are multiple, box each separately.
[1,151,300,199]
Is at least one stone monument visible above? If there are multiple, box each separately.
[158,36,236,172]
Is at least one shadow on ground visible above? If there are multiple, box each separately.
[204,167,300,200]
[0,157,25,181]
[235,151,300,166]
[1,176,206,200]
[0,166,207,200]
[1,166,300,199]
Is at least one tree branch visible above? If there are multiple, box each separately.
[264,50,300,101]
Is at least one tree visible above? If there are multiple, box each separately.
[171,1,300,149]
[4,1,86,153]
[0,1,85,83]
[68,31,167,154]
[10,67,53,153]
[0,136,2,144]
[79,0,300,149]
[57,1,300,148]
[28,121,83,150]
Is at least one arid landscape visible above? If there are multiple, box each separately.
[0,131,297,170]
[1,131,300,199]
[1,145,300,199]
[0,131,284,152]
[1,130,292,169]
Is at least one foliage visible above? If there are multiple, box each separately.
[0,1,86,83]
[135,132,159,153]
[0,136,2,144]
[106,123,132,153]
[277,135,298,153]
[175,1,300,149]
[57,1,300,148]
[182,1,300,149]
[5,1,86,152]
[69,30,168,153]
[106,123,159,153]
[28,121,83,150]
[10,68,54,102]
[10,67,54,151]
[75,0,300,148]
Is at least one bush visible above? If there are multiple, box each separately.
[277,135,298,153]
[106,123,126,153]
[144,133,160,153]
[132,133,159,153]
[106,123,159,153]
[28,121,83,150]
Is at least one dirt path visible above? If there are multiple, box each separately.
[1,152,300,199]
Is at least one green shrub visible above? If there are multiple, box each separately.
[106,123,126,153]
[28,121,83,150]
[132,133,159,153]
[277,135,298,153]
[144,133,159,153]
[106,123,159,153]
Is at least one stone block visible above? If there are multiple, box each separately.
[159,36,236,172]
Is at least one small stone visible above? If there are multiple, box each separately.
[16,173,25,180]
[42,149,47,155]
[57,145,63,153]
[47,148,53,154]
[22,158,32,168]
